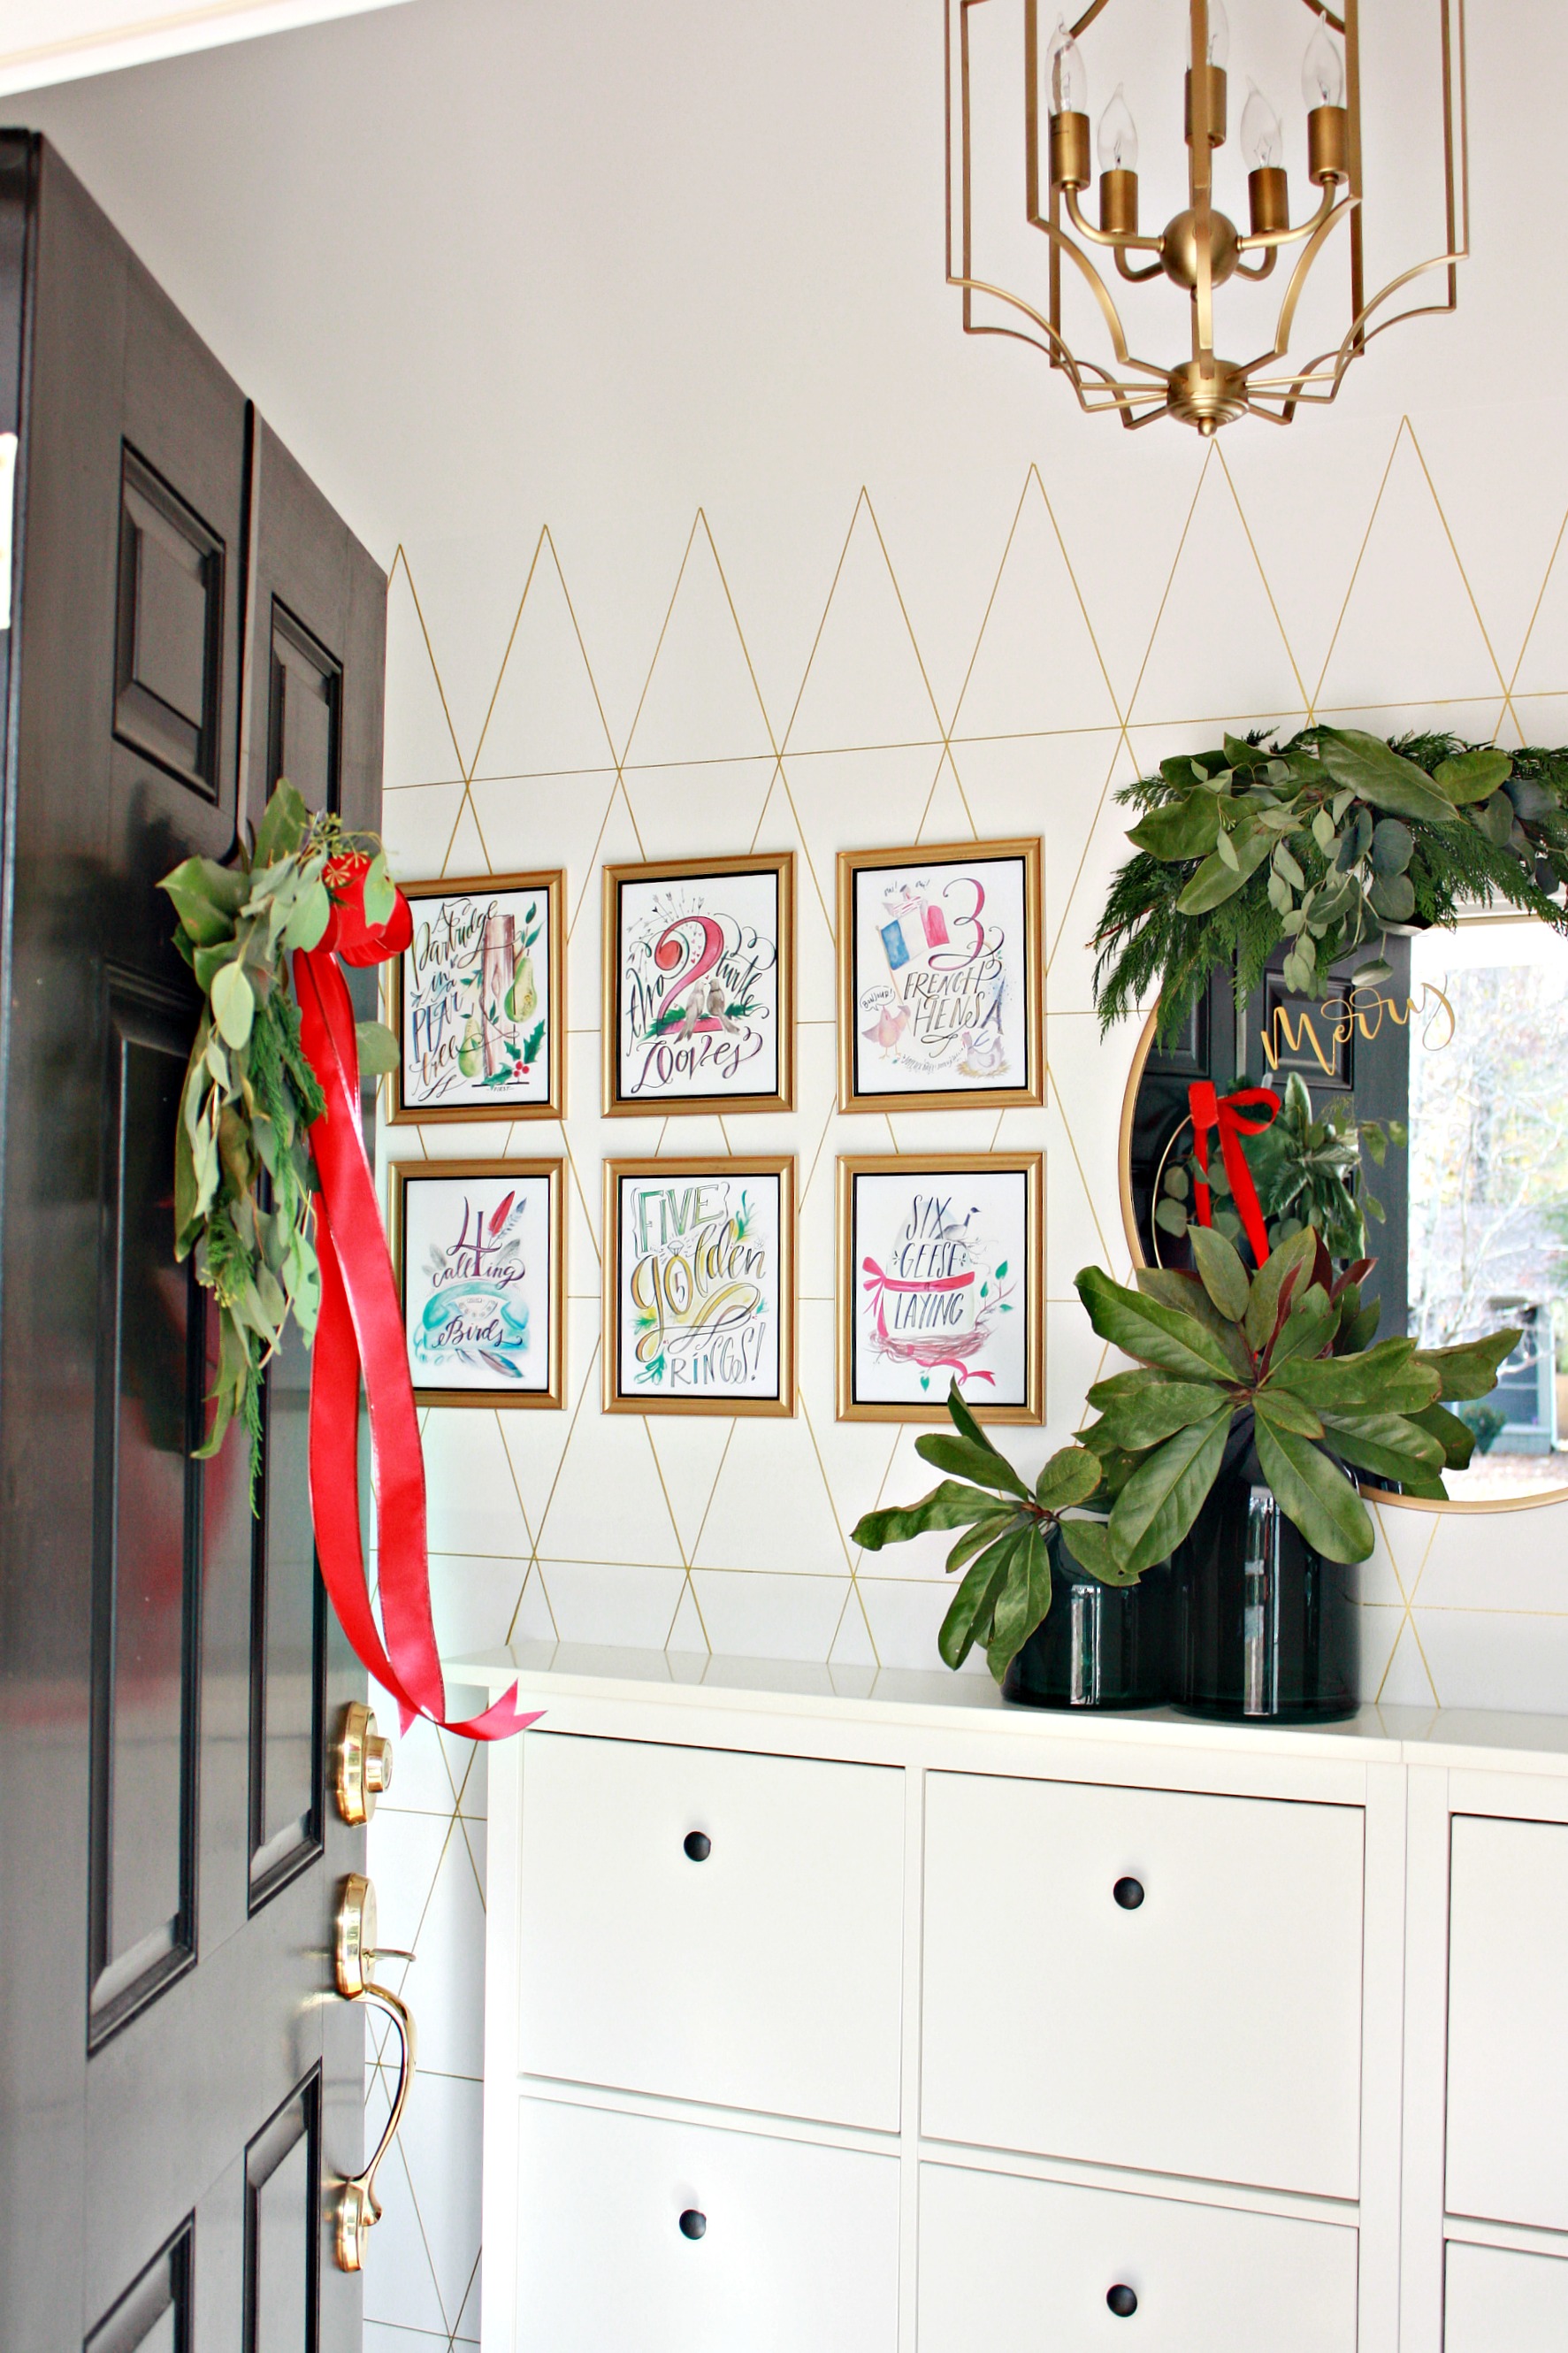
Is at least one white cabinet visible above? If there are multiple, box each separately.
[513,2096,900,2353]
[1443,2242,1568,2352]
[516,1731,905,2130]
[922,1771,1365,2197]
[463,1647,1568,2353]
[1446,1814,1568,2232]
[918,2160,1359,2353]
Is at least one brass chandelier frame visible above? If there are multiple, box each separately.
[945,0,1469,431]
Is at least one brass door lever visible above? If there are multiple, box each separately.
[333,1873,417,2272]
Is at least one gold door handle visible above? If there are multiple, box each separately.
[336,1702,394,1824]
[333,1873,417,2272]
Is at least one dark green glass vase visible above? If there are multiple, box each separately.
[1002,1525,1172,1711]
[1173,1414,1358,1723]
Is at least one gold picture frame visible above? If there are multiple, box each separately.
[601,851,795,1117]
[837,1152,1044,1423]
[603,1155,797,1416]
[388,870,565,1124]
[836,837,1044,1113]
[388,1156,565,1409]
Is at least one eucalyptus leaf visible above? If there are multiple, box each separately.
[254,779,310,866]
[281,877,333,952]
[363,850,398,928]
[210,959,255,1050]
[355,1019,401,1075]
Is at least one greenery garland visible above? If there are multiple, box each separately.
[161,781,402,1482]
[1092,728,1568,1043]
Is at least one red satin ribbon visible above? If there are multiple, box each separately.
[1187,1080,1281,1268]
[860,1256,998,1388]
[293,859,539,1742]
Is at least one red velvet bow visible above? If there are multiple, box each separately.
[294,854,539,1742]
[1187,1079,1281,1268]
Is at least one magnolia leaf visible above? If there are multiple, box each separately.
[1434,747,1511,806]
[1175,829,1274,916]
[1128,793,1222,862]
[945,1378,1009,1462]
[1244,1227,1318,1353]
[281,876,333,952]
[987,1528,1052,1683]
[1076,1267,1239,1383]
[1315,728,1459,824]
[1252,1417,1375,1564]
[363,850,398,928]
[851,1479,1006,1550]
[915,1430,1032,1500]
[1253,1386,1326,1441]
[254,779,310,867]
[937,1533,1015,1670]
[210,958,255,1050]
[161,858,240,947]
[1134,1268,1252,1376]
[947,1511,1016,1574]
[1319,1408,1444,1475]
[1058,1517,1138,1586]
[1267,1285,1337,1368]
[173,1117,201,1256]
[1090,1378,1234,1452]
[1034,1445,1104,1513]
[1407,1399,1477,1470]
[1107,1408,1232,1575]
[1271,1337,1440,1415]
[1415,1329,1521,1402]
[1189,1225,1250,1322]
[355,1019,401,1075]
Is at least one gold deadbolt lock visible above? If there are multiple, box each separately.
[336,1701,393,1825]
[333,1873,417,2272]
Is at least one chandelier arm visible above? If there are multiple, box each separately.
[1067,0,1115,38]
[1062,187,1163,257]
[1236,178,1337,256]
[1115,249,1169,285]
[1242,235,1466,395]
[1232,249,1279,284]
[1255,194,1356,371]
[947,270,1172,396]
[1299,0,1347,34]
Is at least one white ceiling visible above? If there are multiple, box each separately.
[0,0,414,96]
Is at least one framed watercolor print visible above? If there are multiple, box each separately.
[389,1158,564,1408]
[389,871,564,1123]
[601,853,794,1115]
[837,1154,1044,1422]
[603,1156,795,1415]
[836,839,1042,1112]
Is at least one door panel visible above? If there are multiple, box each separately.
[0,134,386,2351]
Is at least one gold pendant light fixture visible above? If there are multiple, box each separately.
[946,0,1468,432]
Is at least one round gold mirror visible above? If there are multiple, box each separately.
[1119,916,1568,1511]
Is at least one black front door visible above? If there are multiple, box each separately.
[0,135,386,2352]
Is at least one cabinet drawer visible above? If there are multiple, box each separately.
[1447,1814,1568,2229]
[1444,2242,1568,2352]
[512,2096,900,2353]
[918,2161,1358,2353]
[922,1772,1364,2196]
[516,1732,905,2129]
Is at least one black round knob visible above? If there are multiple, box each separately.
[683,1831,711,1862]
[679,2209,707,2240]
[1107,2283,1138,2318]
[1113,1876,1144,1911]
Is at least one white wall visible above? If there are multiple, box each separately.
[21,2,1568,2342]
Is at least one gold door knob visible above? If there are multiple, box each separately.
[336,1701,394,1825]
[333,1874,417,2272]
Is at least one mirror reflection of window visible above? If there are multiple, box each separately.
[1407,918,1568,1501]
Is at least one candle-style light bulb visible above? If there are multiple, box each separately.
[1302,23,1344,109]
[1098,86,1138,173]
[1044,16,1087,116]
[1240,79,1283,169]
[1187,0,1229,71]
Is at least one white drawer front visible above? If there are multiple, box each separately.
[513,2096,900,2353]
[516,1731,905,2129]
[1444,2242,1568,2352]
[1447,1814,1568,2231]
[922,1772,1364,2196]
[918,2161,1358,2353]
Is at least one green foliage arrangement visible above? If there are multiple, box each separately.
[1093,729,1568,1044]
[161,781,402,1477]
[851,1385,1106,1684]
[1071,1227,1517,1575]
[853,1229,1518,1683]
[1156,1072,1405,1266]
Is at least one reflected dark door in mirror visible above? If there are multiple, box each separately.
[1130,942,1411,1344]
[1172,1416,1359,1724]
[1002,1526,1174,1710]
